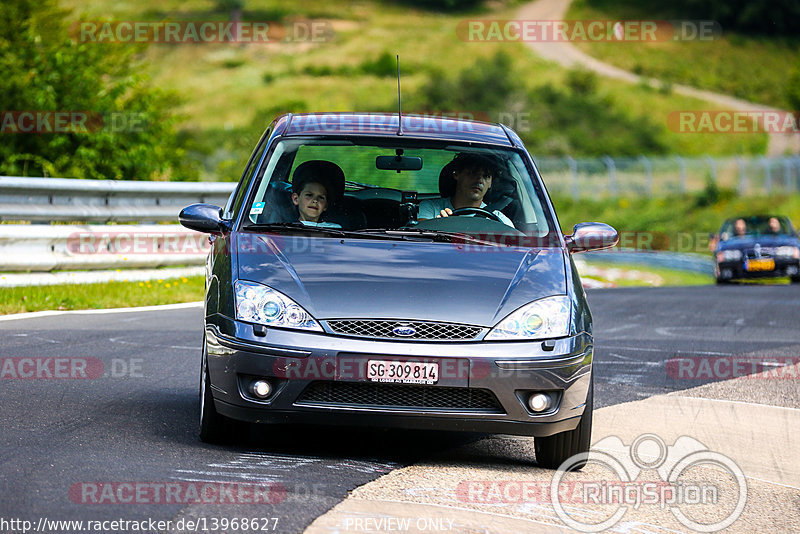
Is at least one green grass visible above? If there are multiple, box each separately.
[0,275,204,315]
[580,260,714,286]
[57,0,767,180]
[567,0,800,110]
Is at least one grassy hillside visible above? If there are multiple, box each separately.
[60,0,768,180]
[567,0,800,110]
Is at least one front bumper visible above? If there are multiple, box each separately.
[715,258,800,280]
[204,315,593,438]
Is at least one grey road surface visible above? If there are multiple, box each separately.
[1,284,798,532]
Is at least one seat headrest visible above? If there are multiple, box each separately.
[292,160,345,204]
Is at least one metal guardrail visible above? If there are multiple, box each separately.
[0,176,235,222]
[0,224,209,272]
[536,155,800,199]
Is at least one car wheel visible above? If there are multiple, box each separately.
[199,340,232,444]
[534,375,593,470]
[791,275,800,284]
[715,277,729,285]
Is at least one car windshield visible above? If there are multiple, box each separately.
[242,138,560,245]
[720,215,796,240]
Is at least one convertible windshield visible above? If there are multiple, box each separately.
[720,215,796,240]
[243,138,559,244]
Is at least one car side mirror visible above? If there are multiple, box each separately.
[565,222,618,253]
[179,203,228,235]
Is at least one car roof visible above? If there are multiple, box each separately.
[278,112,516,147]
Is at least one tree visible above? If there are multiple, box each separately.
[0,0,192,179]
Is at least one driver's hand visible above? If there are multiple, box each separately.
[436,208,453,218]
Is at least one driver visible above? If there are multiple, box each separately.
[418,154,514,227]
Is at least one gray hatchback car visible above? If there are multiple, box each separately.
[180,113,618,469]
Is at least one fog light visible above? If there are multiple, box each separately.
[250,379,272,399]
[528,393,551,413]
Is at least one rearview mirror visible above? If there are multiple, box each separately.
[376,155,423,171]
[565,222,618,253]
[179,203,228,235]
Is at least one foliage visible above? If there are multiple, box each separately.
[0,0,191,179]
[584,0,800,36]
[414,51,668,156]
[570,0,800,109]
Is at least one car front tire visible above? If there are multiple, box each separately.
[534,375,593,470]
[199,340,233,443]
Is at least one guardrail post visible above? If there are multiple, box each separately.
[566,156,579,200]
[705,155,717,186]
[602,155,617,196]
[762,157,772,194]
[640,155,653,196]
[737,156,747,195]
[793,157,800,192]
[784,158,792,191]
[675,156,687,193]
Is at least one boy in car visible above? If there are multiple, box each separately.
[291,160,343,228]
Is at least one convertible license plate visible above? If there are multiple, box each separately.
[746,258,775,272]
[367,360,439,385]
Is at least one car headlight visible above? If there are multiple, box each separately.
[235,280,322,332]
[485,296,571,341]
[775,246,800,258]
[716,249,742,262]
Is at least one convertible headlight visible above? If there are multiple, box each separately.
[486,296,571,341]
[235,280,322,332]
[775,246,800,258]
[716,249,742,262]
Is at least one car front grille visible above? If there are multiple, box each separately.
[295,381,503,413]
[325,319,484,341]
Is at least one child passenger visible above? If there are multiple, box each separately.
[291,160,343,228]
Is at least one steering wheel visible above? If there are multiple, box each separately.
[450,207,502,222]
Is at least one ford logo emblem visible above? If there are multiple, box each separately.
[392,325,416,337]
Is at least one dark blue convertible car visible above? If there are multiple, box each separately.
[180,113,618,469]
[712,215,800,284]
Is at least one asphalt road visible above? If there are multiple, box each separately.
[0,285,798,533]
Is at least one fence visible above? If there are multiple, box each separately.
[0,176,233,271]
[1,158,797,272]
[536,155,800,199]
[0,176,234,223]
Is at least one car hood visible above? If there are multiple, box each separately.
[236,234,567,327]
[718,235,799,250]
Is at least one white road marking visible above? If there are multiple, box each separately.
[0,301,202,322]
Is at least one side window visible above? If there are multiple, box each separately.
[223,128,271,220]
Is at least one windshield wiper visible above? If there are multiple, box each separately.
[242,223,430,241]
[377,228,506,247]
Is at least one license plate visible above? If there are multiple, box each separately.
[367,360,439,385]
[746,258,775,272]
